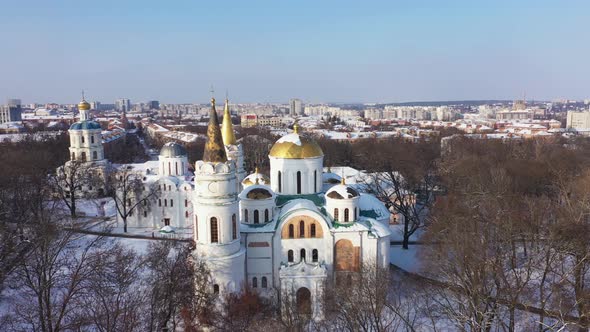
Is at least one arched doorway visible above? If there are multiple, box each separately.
[296,287,312,315]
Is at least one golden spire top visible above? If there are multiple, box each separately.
[202,97,227,163]
[221,97,237,145]
[255,166,259,174]
[341,176,346,185]
[78,90,90,111]
[293,123,300,134]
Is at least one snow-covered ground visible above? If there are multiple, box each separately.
[389,244,423,273]
[388,224,425,242]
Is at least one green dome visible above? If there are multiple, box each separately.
[70,120,101,130]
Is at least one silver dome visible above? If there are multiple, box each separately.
[159,142,187,158]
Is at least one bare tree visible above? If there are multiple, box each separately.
[6,224,107,332]
[106,165,159,233]
[144,241,212,332]
[73,244,145,332]
[50,160,102,218]
[355,138,439,249]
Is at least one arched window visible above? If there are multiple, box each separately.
[195,214,199,241]
[288,224,294,238]
[210,217,218,243]
[278,171,282,192]
[288,250,293,262]
[168,162,171,175]
[245,209,249,223]
[92,151,98,160]
[81,152,86,162]
[213,284,219,294]
[253,277,258,288]
[261,276,267,288]
[81,136,85,144]
[312,249,318,262]
[310,224,316,237]
[344,208,349,222]
[299,220,305,238]
[185,211,189,218]
[71,152,75,160]
[354,207,357,219]
[334,208,339,221]
[170,199,173,207]
[300,248,306,261]
[91,135,94,144]
[185,199,188,207]
[296,171,302,194]
[164,199,167,207]
[175,162,178,175]
[254,210,259,224]
[158,199,162,207]
[264,209,269,222]
[232,214,237,240]
[314,170,317,191]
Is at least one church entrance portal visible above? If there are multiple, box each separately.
[296,287,312,315]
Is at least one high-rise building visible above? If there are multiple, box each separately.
[115,98,131,112]
[289,98,302,116]
[0,98,23,124]
[146,100,160,110]
[566,111,590,129]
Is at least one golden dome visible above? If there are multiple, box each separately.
[269,129,324,159]
[78,99,90,111]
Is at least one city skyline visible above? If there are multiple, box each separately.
[1,0,589,103]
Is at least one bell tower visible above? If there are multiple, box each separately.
[193,97,245,294]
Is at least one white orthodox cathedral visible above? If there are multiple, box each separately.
[66,96,391,319]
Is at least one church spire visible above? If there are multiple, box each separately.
[221,97,237,145]
[203,97,228,163]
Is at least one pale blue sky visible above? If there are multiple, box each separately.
[0,0,588,104]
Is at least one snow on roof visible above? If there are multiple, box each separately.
[325,184,360,199]
[160,225,175,233]
[279,198,321,217]
[358,193,390,222]
[276,132,302,145]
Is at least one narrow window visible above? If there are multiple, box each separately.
[300,248,306,261]
[344,208,349,222]
[170,199,173,207]
[232,214,237,240]
[296,171,302,194]
[81,136,85,144]
[264,209,269,222]
[245,209,249,223]
[185,199,188,207]
[175,162,178,175]
[334,208,339,221]
[288,250,293,262]
[299,220,305,238]
[158,199,161,207]
[288,224,294,238]
[71,152,75,160]
[210,217,218,243]
[144,211,147,217]
[91,135,94,144]
[81,152,86,161]
[253,277,258,288]
[168,185,171,191]
[254,210,259,224]
[93,151,97,159]
[311,223,316,237]
[354,207,357,219]
[168,162,171,175]
[213,284,219,294]
[278,171,282,192]
[314,170,317,191]
[164,199,167,207]
[185,211,189,218]
[312,249,318,262]
[262,276,267,288]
